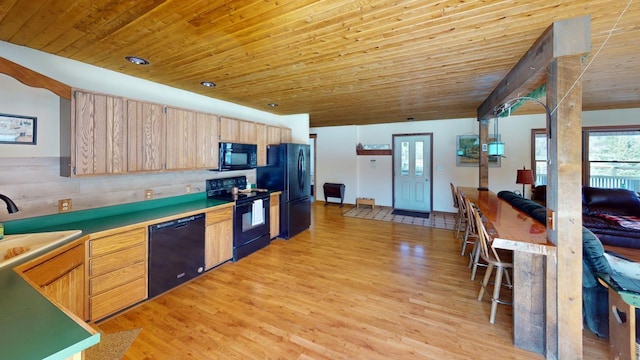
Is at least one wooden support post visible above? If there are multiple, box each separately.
[546,54,585,359]
[478,119,489,190]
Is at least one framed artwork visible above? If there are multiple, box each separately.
[0,113,37,145]
[456,134,501,167]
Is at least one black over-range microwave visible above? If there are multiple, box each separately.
[217,142,258,171]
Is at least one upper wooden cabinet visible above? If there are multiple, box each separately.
[62,89,291,177]
[281,127,292,143]
[165,107,219,170]
[67,90,128,176]
[256,123,267,166]
[220,117,257,144]
[267,125,293,145]
[126,99,165,172]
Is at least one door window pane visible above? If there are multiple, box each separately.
[415,141,424,177]
[534,132,547,185]
[401,141,409,176]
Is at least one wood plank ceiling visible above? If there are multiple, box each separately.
[0,0,638,127]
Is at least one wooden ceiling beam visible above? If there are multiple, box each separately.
[0,57,71,99]
[476,15,591,120]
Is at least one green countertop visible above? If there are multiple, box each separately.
[0,192,231,360]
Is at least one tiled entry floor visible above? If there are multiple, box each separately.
[343,206,456,230]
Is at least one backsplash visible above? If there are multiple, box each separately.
[0,157,255,221]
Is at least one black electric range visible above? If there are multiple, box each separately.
[206,176,271,261]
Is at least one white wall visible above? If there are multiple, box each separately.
[312,108,640,213]
[313,126,358,204]
[0,74,60,157]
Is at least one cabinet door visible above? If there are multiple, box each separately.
[281,127,292,143]
[205,207,233,270]
[220,117,257,144]
[20,240,87,320]
[72,90,127,176]
[256,123,267,166]
[219,117,240,143]
[195,112,219,169]
[126,99,165,172]
[270,193,280,239]
[267,126,281,145]
[165,107,197,170]
[238,119,257,144]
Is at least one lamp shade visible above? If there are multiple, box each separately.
[516,169,534,185]
[487,141,504,157]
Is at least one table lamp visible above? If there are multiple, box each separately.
[516,167,534,198]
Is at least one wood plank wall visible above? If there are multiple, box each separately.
[0,157,255,222]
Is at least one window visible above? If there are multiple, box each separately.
[415,141,424,177]
[532,126,640,192]
[401,141,409,176]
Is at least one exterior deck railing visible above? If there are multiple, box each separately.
[535,175,640,192]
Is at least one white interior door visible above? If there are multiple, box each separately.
[393,134,432,213]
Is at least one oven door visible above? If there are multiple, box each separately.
[233,196,270,246]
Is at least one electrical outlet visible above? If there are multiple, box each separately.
[58,199,72,212]
[144,189,153,200]
[185,184,192,193]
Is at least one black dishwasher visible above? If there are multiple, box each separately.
[148,213,205,298]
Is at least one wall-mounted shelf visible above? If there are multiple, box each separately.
[356,149,392,156]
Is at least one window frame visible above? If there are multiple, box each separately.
[531,124,640,189]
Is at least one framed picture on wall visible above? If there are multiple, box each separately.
[456,134,501,167]
[0,113,37,145]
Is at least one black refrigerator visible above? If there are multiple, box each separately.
[257,143,311,239]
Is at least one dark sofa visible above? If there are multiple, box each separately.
[533,185,640,249]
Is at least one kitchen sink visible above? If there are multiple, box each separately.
[0,230,82,269]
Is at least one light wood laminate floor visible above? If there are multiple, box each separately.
[98,202,609,359]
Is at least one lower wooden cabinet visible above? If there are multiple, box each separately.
[270,192,281,239]
[86,227,147,321]
[205,205,233,270]
[18,237,88,320]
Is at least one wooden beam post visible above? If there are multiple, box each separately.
[0,57,71,99]
[478,119,489,190]
[476,15,590,359]
[546,54,585,359]
[477,15,590,121]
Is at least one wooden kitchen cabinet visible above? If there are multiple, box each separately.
[270,192,281,239]
[256,123,267,166]
[17,237,89,320]
[204,205,233,270]
[86,226,147,321]
[65,90,127,177]
[281,127,292,143]
[165,107,219,170]
[220,116,257,144]
[267,125,293,145]
[126,99,165,172]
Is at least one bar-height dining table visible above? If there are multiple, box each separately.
[459,187,556,356]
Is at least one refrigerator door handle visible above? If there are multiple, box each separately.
[298,148,305,192]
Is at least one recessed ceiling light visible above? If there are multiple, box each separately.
[200,81,216,88]
[125,56,149,65]
[268,103,278,107]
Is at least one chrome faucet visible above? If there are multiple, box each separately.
[0,194,19,213]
